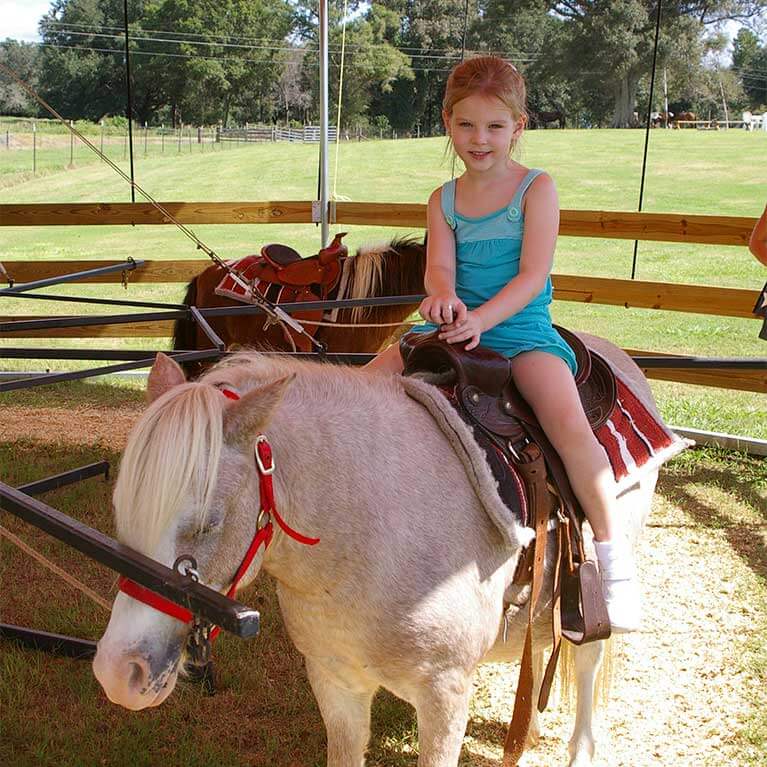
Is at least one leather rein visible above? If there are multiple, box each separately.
[117,388,320,651]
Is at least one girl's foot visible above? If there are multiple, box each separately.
[594,538,641,633]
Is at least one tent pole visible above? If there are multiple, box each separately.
[319,0,330,248]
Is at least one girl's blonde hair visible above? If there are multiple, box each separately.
[443,56,528,155]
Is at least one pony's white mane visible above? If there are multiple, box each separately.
[113,382,224,554]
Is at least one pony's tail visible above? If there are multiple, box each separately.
[558,637,614,712]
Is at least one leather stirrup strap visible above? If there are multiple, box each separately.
[537,513,565,711]
[503,444,554,766]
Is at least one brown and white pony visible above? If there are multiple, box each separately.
[172,237,426,373]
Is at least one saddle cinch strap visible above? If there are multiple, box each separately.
[400,330,614,765]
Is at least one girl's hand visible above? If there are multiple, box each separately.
[419,294,467,326]
[438,309,484,351]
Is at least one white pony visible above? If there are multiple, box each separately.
[94,341,665,766]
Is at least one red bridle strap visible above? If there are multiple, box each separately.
[118,421,319,637]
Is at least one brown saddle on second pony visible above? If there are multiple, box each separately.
[215,233,349,351]
[400,327,616,765]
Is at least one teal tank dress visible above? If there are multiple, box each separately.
[411,168,577,375]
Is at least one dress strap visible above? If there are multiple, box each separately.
[441,179,458,230]
[507,168,545,222]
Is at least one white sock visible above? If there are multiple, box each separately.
[594,538,635,581]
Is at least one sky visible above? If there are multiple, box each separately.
[1,0,51,42]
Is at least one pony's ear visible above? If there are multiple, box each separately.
[147,353,186,402]
[223,374,294,445]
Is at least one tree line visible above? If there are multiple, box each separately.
[1,0,765,132]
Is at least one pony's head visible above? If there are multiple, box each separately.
[93,354,292,710]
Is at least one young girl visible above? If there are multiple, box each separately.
[749,203,767,266]
[367,55,639,632]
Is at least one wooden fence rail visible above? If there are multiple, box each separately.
[0,263,761,321]
[0,203,757,246]
[1,202,763,392]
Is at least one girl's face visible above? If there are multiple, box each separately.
[443,93,525,174]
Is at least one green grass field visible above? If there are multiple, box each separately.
[1,127,766,436]
[1,127,766,766]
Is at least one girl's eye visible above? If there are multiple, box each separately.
[458,121,472,127]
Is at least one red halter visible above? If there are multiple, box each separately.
[118,388,319,640]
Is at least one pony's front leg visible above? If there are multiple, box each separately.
[567,640,606,767]
[414,672,472,767]
[305,658,375,767]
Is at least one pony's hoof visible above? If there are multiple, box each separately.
[567,743,595,767]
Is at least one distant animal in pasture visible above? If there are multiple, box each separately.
[529,109,566,129]
[650,111,673,127]
[673,111,697,127]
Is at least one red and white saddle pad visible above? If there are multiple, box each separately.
[214,255,278,304]
[595,373,689,491]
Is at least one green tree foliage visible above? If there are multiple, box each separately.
[553,1,763,127]
[0,41,41,116]
[7,0,766,132]
[295,1,413,127]
[733,28,767,107]
[37,0,294,125]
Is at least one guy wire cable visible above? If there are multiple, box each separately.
[0,62,324,351]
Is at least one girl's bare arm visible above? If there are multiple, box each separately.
[749,204,767,267]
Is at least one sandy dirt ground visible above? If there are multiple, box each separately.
[3,404,764,767]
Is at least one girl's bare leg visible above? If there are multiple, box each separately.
[512,351,640,632]
[364,342,404,374]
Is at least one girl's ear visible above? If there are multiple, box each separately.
[147,353,186,402]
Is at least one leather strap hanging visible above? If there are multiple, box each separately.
[502,443,556,765]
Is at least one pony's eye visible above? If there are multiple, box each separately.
[181,517,222,540]
[197,519,222,537]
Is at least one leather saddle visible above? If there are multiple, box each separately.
[400,327,615,643]
[258,232,348,293]
[216,233,349,352]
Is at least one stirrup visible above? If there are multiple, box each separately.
[561,560,611,644]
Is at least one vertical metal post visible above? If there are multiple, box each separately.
[144,122,148,155]
[630,0,662,280]
[69,121,74,166]
[32,121,36,174]
[318,0,330,248]
[161,124,164,153]
[100,119,104,158]
[123,0,136,202]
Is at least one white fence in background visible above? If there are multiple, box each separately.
[218,125,339,143]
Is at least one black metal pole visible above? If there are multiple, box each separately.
[631,0,663,280]
[0,350,222,393]
[123,0,136,203]
[0,259,144,295]
[0,482,260,638]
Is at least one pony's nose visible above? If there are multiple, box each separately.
[93,646,155,709]
[125,654,151,694]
